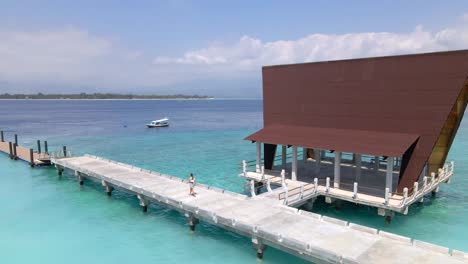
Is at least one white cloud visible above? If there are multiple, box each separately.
[154,24,468,72]
[0,16,467,96]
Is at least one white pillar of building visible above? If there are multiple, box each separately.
[314,149,321,175]
[256,142,262,173]
[291,146,298,181]
[334,151,341,188]
[303,147,307,160]
[355,153,362,182]
[281,145,287,168]
[386,157,394,191]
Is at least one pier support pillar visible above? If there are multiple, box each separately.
[102,181,114,196]
[355,154,362,181]
[75,171,84,185]
[386,157,394,192]
[8,142,13,159]
[378,208,395,223]
[303,198,316,211]
[256,142,262,173]
[14,134,18,146]
[314,149,321,175]
[0,130,3,142]
[137,194,149,212]
[44,141,48,154]
[187,213,199,231]
[291,146,297,181]
[252,237,266,259]
[13,143,17,160]
[29,148,35,167]
[334,151,341,188]
[55,165,64,177]
[281,145,286,168]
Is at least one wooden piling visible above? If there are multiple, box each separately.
[29,148,34,167]
[37,140,41,154]
[14,134,18,146]
[13,142,17,160]
[0,130,4,142]
[44,141,48,153]
[8,142,13,159]
[63,146,67,157]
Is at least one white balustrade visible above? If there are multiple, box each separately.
[353,182,358,199]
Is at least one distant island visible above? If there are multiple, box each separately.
[0,93,213,100]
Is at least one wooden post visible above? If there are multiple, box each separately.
[63,146,67,157]
[13,142,17,160]
[37,140,41,154]
[8,142,13,159]
[44,141,48,153]
[0,130,3,142]
[29,148,34,167]
[14,134,18,146]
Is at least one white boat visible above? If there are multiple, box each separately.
[146,118,169,128]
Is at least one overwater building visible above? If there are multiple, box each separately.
[241,50,468,219]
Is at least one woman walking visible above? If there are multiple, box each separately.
[189,173,196,196]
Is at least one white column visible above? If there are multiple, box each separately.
[281,145,287,168]
[314,149,321,175]
[291,146,298,181]
[386,157,394,191]
[256,142,262,173]
[334,151,341,188]
[303,147,307,160]
[355,153,362,181]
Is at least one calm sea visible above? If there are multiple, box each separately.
[0,100,467,263]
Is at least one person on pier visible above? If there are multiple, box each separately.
[189,173,196,196]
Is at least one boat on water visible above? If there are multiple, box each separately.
[146,118,169,128]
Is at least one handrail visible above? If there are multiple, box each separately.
[272,161,454,209]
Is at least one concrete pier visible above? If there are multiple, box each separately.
[51,154,467,264]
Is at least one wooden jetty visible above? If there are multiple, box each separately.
[0,130,54,166]
[51,154,468,263]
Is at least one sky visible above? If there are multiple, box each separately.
[0,0,467,98]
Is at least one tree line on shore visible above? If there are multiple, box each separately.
[0,93,213,99]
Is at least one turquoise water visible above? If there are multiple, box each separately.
[0,100,467,263]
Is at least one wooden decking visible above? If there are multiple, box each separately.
[51,154,467,264]
[0,141,51,166]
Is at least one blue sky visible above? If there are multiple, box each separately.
[0,0,467,97]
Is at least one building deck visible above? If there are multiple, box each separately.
[51,154,467,263]
[242,163,452,214]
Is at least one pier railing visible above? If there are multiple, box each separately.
[247,161,454,210]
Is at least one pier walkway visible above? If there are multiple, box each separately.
[0,135,50,167]
[52,154,467,264]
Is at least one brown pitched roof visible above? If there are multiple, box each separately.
[248,49,468,191]
[245,124,419,157]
